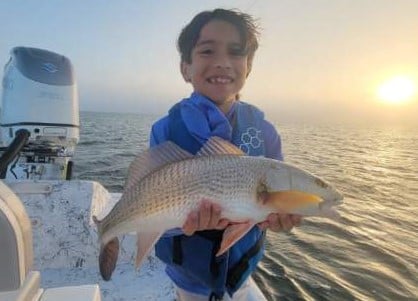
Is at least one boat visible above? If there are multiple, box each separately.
[0,47,267,300]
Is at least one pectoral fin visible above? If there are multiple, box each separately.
[216,221,255,257]
[135,231,163,269]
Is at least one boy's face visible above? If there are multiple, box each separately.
[181,20,250,113]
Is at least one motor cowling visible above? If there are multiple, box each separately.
[0,47,79,180]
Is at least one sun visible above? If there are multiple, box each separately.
[377,76,416,104]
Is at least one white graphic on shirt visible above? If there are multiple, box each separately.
[239,127,263,154]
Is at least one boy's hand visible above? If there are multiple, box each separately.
[258,213,302,232]
[182,200,302,235]
[182,199,230,236]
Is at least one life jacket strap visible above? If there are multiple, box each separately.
[171,230,224,266]
[172,235,183,265]
[169,230,265,298]
[226,231,266,289]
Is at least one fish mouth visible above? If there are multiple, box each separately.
[318,200,343,220]
[207,75,233,84]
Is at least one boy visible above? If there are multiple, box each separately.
[150,8,301,301]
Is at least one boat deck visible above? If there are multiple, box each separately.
[5,180,266,300]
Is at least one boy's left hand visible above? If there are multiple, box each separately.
[182,199,230,235]
[258,213,302,232]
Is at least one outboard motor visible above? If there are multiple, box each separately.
[0,47,79,180]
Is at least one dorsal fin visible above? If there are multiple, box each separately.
[196,136,245,157]
[124,141,193,192]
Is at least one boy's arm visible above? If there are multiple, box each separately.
[262,120,283,161]
[149,116,170,147]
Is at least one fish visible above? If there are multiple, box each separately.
[93,137,343,280]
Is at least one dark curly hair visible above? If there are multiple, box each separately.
[177,8,260,64]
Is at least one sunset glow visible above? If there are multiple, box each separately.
[377,76,416,104]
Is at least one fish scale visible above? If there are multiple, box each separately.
[98,155,271,244]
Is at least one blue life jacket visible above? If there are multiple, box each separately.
[155,96,267,299]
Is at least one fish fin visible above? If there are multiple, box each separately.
[196,136,245,157]
[92,215,103,237]
[99,237,119,281]
[124,142,193,192]
[216,221,255,256]
[135,231,163,269]
[92,215,100,225]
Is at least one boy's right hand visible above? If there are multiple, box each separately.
[182,199,230,235]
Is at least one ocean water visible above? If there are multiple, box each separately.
[73,111,418,301]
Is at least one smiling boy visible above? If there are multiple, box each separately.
[180,18,249,114]
[150,8,301,301]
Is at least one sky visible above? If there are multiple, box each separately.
[1,0,417,125]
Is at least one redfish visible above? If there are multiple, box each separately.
[93,137,343,280]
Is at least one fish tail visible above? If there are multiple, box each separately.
[99,237,119,281]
